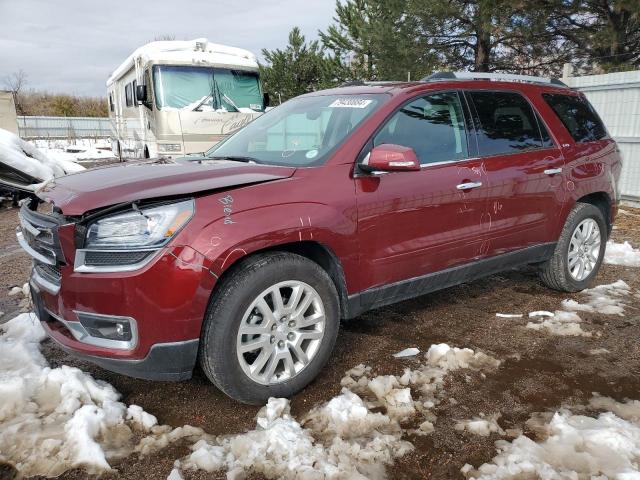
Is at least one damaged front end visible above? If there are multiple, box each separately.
[16,197,216,381]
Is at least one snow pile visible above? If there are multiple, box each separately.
[174,344,500,479]
[32,138,114,163]
[0,313,159,477]
[605,240,640,267]
[464,395,640,479]
[0,129,85,190]
[527,280,631,336]
[455,413,504,437]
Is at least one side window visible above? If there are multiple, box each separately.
[108,93,114,112]
[373,92,468,164]
[470,91,543,156]
[542,93,608,143]
[125,83,133,107]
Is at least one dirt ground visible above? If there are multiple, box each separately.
[1,200,639,480]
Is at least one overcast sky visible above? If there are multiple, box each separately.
[0,0,336,97]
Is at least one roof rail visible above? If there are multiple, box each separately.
[338,80,405,87]
[422,71,568,88]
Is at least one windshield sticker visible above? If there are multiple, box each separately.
[306,149,318,159]
[328,98,373,109]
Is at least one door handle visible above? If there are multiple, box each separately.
[544,168,562,175]
[456,182,483,190]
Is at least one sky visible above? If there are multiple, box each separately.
[0,0,337,97]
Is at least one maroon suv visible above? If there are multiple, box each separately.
[18,72,621,404]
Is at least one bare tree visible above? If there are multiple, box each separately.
[3,69,28,114]
[153,34,176,41]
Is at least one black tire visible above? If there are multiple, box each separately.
[199,252,340,404]
[539,202,607,292]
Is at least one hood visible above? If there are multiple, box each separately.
[36,158,295,215]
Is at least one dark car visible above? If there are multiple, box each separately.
[17,72,621,404]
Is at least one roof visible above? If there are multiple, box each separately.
[106,39,258,87]
[305,73,574,98]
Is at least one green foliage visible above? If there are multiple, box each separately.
[260,27,347,103]
[320,0,436,80]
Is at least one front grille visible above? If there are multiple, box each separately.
[83,250,153,266]
[18,204,65,265]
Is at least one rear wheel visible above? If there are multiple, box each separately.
[539,202,607,292]
[199,252,339,404]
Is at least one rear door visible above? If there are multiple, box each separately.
[355,90,491,291]
[464,90,566,256]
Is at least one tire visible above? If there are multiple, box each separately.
[539,202,607,292]
[199,252,340,404]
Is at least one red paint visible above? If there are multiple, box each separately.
[35,79,622,364]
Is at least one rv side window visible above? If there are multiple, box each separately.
[132,80,138,105]
[109,93,114,112]
[125,83,133,107]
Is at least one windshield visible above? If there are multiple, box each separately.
[205,94,386,166]
[153,65,263,112]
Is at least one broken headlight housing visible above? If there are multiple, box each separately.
[75,199,194,272]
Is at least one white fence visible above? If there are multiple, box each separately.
[17,116,111,139]
[564,70,640,202]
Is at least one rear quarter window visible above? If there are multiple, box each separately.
[542,93,608,143]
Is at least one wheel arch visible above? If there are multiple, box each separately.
[208,241,350,320]
[576,191,612,236]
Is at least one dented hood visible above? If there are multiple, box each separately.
[36,158,296,215]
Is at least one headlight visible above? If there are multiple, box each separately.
[85,199,194,249]
[158,143,182,153]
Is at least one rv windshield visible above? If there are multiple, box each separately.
[204,93,386,167]
[153,65,263,112]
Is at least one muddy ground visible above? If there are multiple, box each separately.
[1,200,639,480]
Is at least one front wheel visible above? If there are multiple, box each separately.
[539,202,607,292]
[199,252,340,404]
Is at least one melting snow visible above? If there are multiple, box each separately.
[464,395,640,479]
[527,280,631,337]
[392,347,420,358]
[174,344,501,478]
[605,240,640,267]
[32,138,114,163]
[0,313,159,477]
[495,313,523,318]
[455,414,504,437]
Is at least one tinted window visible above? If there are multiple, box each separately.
[542,93,607,143]
[470,91,543,156]
[374,92,468,164]
[132,80,138,105]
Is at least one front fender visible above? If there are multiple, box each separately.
[189,197,359,283]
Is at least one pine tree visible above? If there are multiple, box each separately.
[320,0,436,81]
[260,27,347,103]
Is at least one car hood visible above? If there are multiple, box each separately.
[36,158,296,215]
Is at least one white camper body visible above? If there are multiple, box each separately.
[106,39,263,159]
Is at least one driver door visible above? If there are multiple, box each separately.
[355,91,491,296]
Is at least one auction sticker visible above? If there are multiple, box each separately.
[328,98,373,108]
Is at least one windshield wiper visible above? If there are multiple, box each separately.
[192,94,212,112]
[208,155,261,164]
[222,94,240,112]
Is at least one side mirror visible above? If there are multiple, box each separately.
[136,84,147,103]
[361,144,421,173]
[263,92,270,108]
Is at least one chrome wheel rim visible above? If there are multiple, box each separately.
[236,280,325,385]
[568,218,601,281]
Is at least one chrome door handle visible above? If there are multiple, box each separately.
[456,182,483,190]
[544,168,562,175]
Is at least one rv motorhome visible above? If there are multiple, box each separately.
[107,38,266,159]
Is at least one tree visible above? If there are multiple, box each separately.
[3,69,28,114]
[547,0,640,72]
[320,0,436,80]
[408,0,571,74]
[260,27,347,102]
